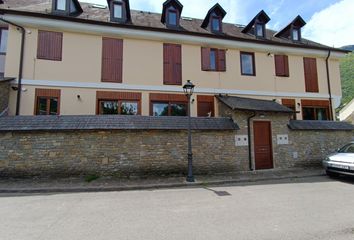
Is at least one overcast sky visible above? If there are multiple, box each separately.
[81,0,353,47]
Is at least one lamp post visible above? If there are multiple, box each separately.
[183,80,195,182]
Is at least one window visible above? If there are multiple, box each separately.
[152,102,187,116]
[96,91,141,115]
[240,52,255,76]
[167,9,177,26]
[282,99,296,120]
[211,16,221,32]
[150,93,188,116]
[113,3,123,19]
[301,100,330,121]
[35,89,61,115]
[101,38,123,83]
[197,96,215,117]
[303,57,318,93]
[163,43,182,85]
[275,55,289,77]
[37,30,63,61]
[292,28,300,41]
[201,48,226,72]
[56,0,66,10]
[255,23,264,37]
[0,28,8,54]
[98,100,138,115]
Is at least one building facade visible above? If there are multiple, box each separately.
[0,0,348,120]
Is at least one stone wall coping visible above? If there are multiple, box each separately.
[288,120,354,131]
[0,115,239,132]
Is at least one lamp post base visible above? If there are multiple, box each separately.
[186,175,195,183]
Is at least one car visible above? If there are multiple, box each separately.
[323,141,354,177]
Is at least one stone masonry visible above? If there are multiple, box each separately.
[0,80,10,114]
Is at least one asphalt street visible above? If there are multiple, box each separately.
[1,176,354,240]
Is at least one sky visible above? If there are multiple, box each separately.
[82,0,354,47]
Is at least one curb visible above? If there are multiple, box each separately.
[0,172,326,194]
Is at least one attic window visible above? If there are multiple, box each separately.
[255,23,264,37]
[211,16,221,32]
[167,9,177,26]
[292,28,300,41]
[56,0,66,11]
[113,2,123,18]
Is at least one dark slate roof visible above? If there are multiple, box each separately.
[0,115,239,131]
[216,95,294,113]
[288,120,354,131]
[0,0,347,53]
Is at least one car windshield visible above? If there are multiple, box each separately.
[338,143,354,153]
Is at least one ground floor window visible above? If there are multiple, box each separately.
[35,88,61,115]
[96,91,141,115]
[302,107,329,120]
[152,102,187,116]
[282,99,297,120]
[99,100,138,115]
[197,95,215,117]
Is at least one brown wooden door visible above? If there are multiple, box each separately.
[253,121,273,170]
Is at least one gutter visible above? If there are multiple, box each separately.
[325,50,334,120]
[247,111,256,171]
[0,17,26,116]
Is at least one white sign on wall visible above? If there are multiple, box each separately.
[277,134,289,145]
[235,135,248,146]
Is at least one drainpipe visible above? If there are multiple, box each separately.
[325,50,334,120]
[247,111,256,171]
[0,17,26,116]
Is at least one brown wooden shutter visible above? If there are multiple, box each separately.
[37,30,63,61]
[101,38,123,83]
[201,47,210,71]
[275,55,289,77]
[163,43,182,85]
[197,95,215,117]
[217,49,226,72]
[303,57,319,92]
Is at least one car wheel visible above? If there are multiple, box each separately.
[326,170,338,178]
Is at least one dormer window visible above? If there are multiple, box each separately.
[52,0,83,16]
[242,10,270,38]
[161,0,183,28]
[107,0,131,23]
[113,2,123,19]
[274,15,306,42]
[201,4,227,34]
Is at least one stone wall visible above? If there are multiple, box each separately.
[0,80,10,114]
[0,130,238,177]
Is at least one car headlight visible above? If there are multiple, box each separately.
[324,157,330,162]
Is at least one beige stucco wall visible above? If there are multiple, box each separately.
[4,25,342,117]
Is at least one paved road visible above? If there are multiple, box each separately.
[1,176,354,240]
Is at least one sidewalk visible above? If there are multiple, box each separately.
[0,168,326,194]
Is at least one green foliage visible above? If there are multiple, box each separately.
[84,174,100,183]
[340,52,354,106]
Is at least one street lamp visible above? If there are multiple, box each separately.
[183,80,195,182]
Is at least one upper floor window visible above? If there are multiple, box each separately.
[0,28,8,54]
[201,3,226,34]
[201,47,226,72]
[113,2,123,19]
[275,55,289,77]
[101,38,123,83]
[255,23,264,37]
[274,15,306,42]
[52,0,82,15]
[167,9,177,26]
[240,52,255,76]
[35,88,61,115]
[292,28,300,41]
[241,10,270,38]
[56,0,66,11]
[303,57,318,93]
[161,0,183,28]
[37,30,63,61]
[211,16,221,32]
[163,43,182,85]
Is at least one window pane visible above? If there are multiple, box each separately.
[256,24,263,37]
[0,29,8,53]
[316,108,328,120]
[241,54,254,75]
[56,0,66,10]
[302,107,315,120]
[114,4,123,18]
[171,103,187,116]
[153,103,169,116]
[212,18,220,31]
[121,101,138,115]
[168,11,177,25]
[293,29,299,41]
[37,97,48,115]
[210,50,216,70]
[100,101,118,115]
[49,98,58,115]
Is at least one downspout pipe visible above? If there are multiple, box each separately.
[325,50,334,120]
[247,111,256,171]
[0,17,26,116]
